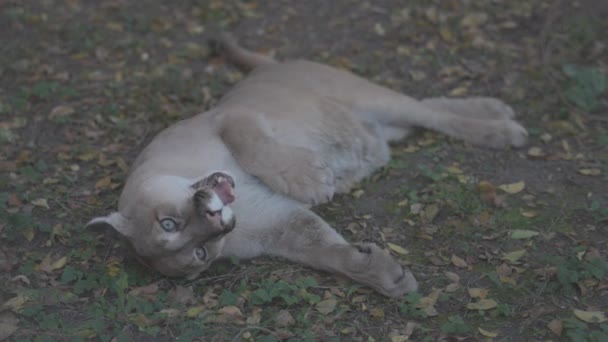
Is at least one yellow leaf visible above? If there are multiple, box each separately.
[2,296,28,311]
[478,327,498,337]
[316,298,337,315]
[186,305,205,318]
[387,243,409,255]
[39,254,68,273]
[498,181,525,194]
[370,307,385,318]
[50,256,68,271]
[502,249,526,263]
[467,299,497,310]
[397,199,409,207]
[351,189,365,199]
[22,226,35,242]
[573,309,607,323]
[449,86,468,97]
[468,288,489,299]
[579,168,601,176]
[95,176,112,190]
[31,198,49,209]
[527,146,545,157]
[451,254,468,268]
[373,23,385,36]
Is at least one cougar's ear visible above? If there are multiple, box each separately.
[86,212,132,237]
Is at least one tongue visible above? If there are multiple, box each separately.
[213,181,235,205]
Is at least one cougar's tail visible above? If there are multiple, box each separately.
[211,33,276,71]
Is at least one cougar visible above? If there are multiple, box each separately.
[87,34,527,297]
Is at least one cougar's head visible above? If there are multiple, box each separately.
[87,171,236,278]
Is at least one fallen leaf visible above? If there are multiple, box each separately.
[468,288,489,299]
[547,319,563,336]
[373,23,385,36]
[579,168,601,176]
[444,271,460,283]
[510,229,539,239]
[387,243,409,255]
[2,296,28,311]
[246,307,262,324]
[129,283,159,297]
[49,105,75,119]
[31,198,50,209]
[451,254,468,268]
[423,204,439,222]
[573,309,607,323]
[478,327,498,338]
[527,146,545,158]
[185,306,205,318]
[215,306,245,324]
[0,312,19,340]
[461,12,488,27]
[445,283,461,292]
[95,176,112,190]
[370,307,385,319]
[449,86,468,97]
[39,254,68,273]
[316,298,337,315]
[467,299,497,310]
[498,181,525,194]
[502,249,526,263]
[168,285,196,306]
[275,310,295,327]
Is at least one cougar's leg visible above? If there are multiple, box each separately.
[261,207,418,298]
[220,111,335,205]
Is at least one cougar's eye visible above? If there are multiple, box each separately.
[159,218,177,232]
[194,247,207,260]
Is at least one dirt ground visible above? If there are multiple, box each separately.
[1,0,607,341]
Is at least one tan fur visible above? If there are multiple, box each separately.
[87,34,527,297]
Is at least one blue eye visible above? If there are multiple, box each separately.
[160,218,177,232]
[194,247,207,260]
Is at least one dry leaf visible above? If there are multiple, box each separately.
[0,312,19,340]
[502,249,526,263]
[49,105,75,119]
[478,327,498,337]
[547,319,563,336]
[527,146,545,158]
[423,204,439,222]
[579,168,601,176]
[246,307,262,325]
[39,254,68,273]
[31,198,50,209]
[468,288,489,299]
[316,298,337,315]
[498,181,525,194]
[2,296,28,311]
[168,285,196,306]
[451,254,468,268]
[275,310,295,327]
[461,12,488,27]
[95,176,112,190]
[387,243,409,255]
[370,307,385,319]
[445,271,460,283]
[510,229,539,239]
[573,309,607,323]
[467,299,497,310]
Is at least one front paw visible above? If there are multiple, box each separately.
[482,119,528,148]
[349,243,418,297]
